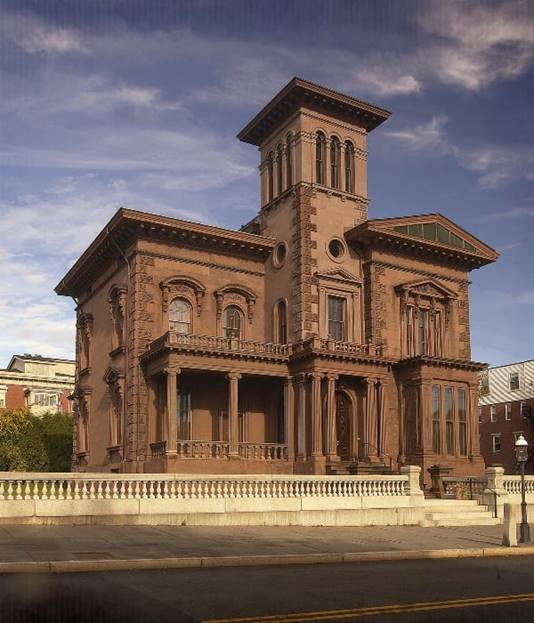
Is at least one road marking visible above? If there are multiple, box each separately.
[203,592,534,623]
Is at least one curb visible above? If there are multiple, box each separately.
[2,546,534,574]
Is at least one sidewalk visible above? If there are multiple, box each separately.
[2,523,533,573]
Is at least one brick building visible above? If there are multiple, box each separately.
[0,354,75,416]
[479,359,534,473]
[56,77,498,481]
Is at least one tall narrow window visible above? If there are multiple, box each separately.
[316,132,326,185]
[434,310,443,356]
[418,309,428,355]
[286,134,292,188]
[169,298,192,334]
[223,306,242,339]
[406,305,415,356]
[328,296,346,341]
[267,152,274,202]
[330,136,340,189]
[432,385,441,454]
[344,141,355,193]
[458,388,467,456]
[445,386,454,455]
[276,143,283,196]
[277,300,287,344]
[177,392,191,440]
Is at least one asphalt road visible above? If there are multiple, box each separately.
[3,556,534,622]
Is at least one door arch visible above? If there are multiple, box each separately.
[335,390,353,460]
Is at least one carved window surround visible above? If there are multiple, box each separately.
[76,312,93,373]
[214,285,257,324]
[108,284,128,353]
[161,276,206,314]
[315,269,363,344]
[396,280,456,358]
[103,367,125,450]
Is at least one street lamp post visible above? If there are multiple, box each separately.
[515,434,530,544]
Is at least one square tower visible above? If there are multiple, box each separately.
[238,78,390,342]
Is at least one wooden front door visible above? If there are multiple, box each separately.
[335,391,351,460]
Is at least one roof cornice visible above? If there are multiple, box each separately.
[56,208,275,298]
[237,76,391,146]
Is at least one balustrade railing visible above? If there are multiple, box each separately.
[503,476,534,495]
[442,476,487,499]
[238,442,288,460]
[176,440,230,459]
[0,472,409,501]
[167,332,289,357]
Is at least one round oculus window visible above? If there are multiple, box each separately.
[328,238,345,260]
[273,241,288,268]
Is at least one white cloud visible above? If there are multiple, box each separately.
[0,10,87,55]
[419,0,534,90]
[385,115,534,189]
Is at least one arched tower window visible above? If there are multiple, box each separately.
[286,134,292,189]
[330,136,340,189]
[344,141,355,194]
[276,143,283,196]
[169,298,192,334]
[277,300,287,344]
[315,132,326,185]
[267,152,274,202]
[223,306,243,339]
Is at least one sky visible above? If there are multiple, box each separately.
[0,0,533,368]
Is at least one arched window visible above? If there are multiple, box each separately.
[276,143,283,196]
[277,300,287,344]
[169,298,192,334]
[223,306,242,339]
[316,132,326,185]
[330,136,340,189]
[344,141,355,193]
[267,152,274,202]
[286,134,292,189]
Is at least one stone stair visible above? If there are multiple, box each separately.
[420,498,501,527]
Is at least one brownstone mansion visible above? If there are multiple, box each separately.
[56,77,498,481]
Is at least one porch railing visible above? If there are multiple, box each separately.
[318,339,386,357]
[177,441,230,459]
[166,332,289,357]
[442,476,487,499]
[0,472,410,501]
[238,442,288,460]
[503,476,534,495]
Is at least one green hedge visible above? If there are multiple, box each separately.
[0,409,73,472]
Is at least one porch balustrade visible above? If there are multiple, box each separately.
[153,440,289,460]
[318,338,386,357]
[0,472,409,501]
[503,476,534,495]
[151,332,290,357]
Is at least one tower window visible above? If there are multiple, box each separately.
[276,143,283,196]
[344,141,355,193]
[330,136,340,189]
[316,132,326,185]
[277,300,287,344]
[286,134,292,188]
[267,152,274,202]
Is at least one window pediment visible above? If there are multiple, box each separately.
[395,279,456,301]
[315,268,362,287]
[214,284,257,321]
[160,276,206,315]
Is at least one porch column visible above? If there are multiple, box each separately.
[164,367,179,454]
[468,383,482,459]
[227,372,241,456]
[296,373,307,459]
[284,376,295,460]
[310,372,323,457]
[398,384,406,465]
[326,374,338,460]
[377,380,387,458]
[364,378,378,459]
